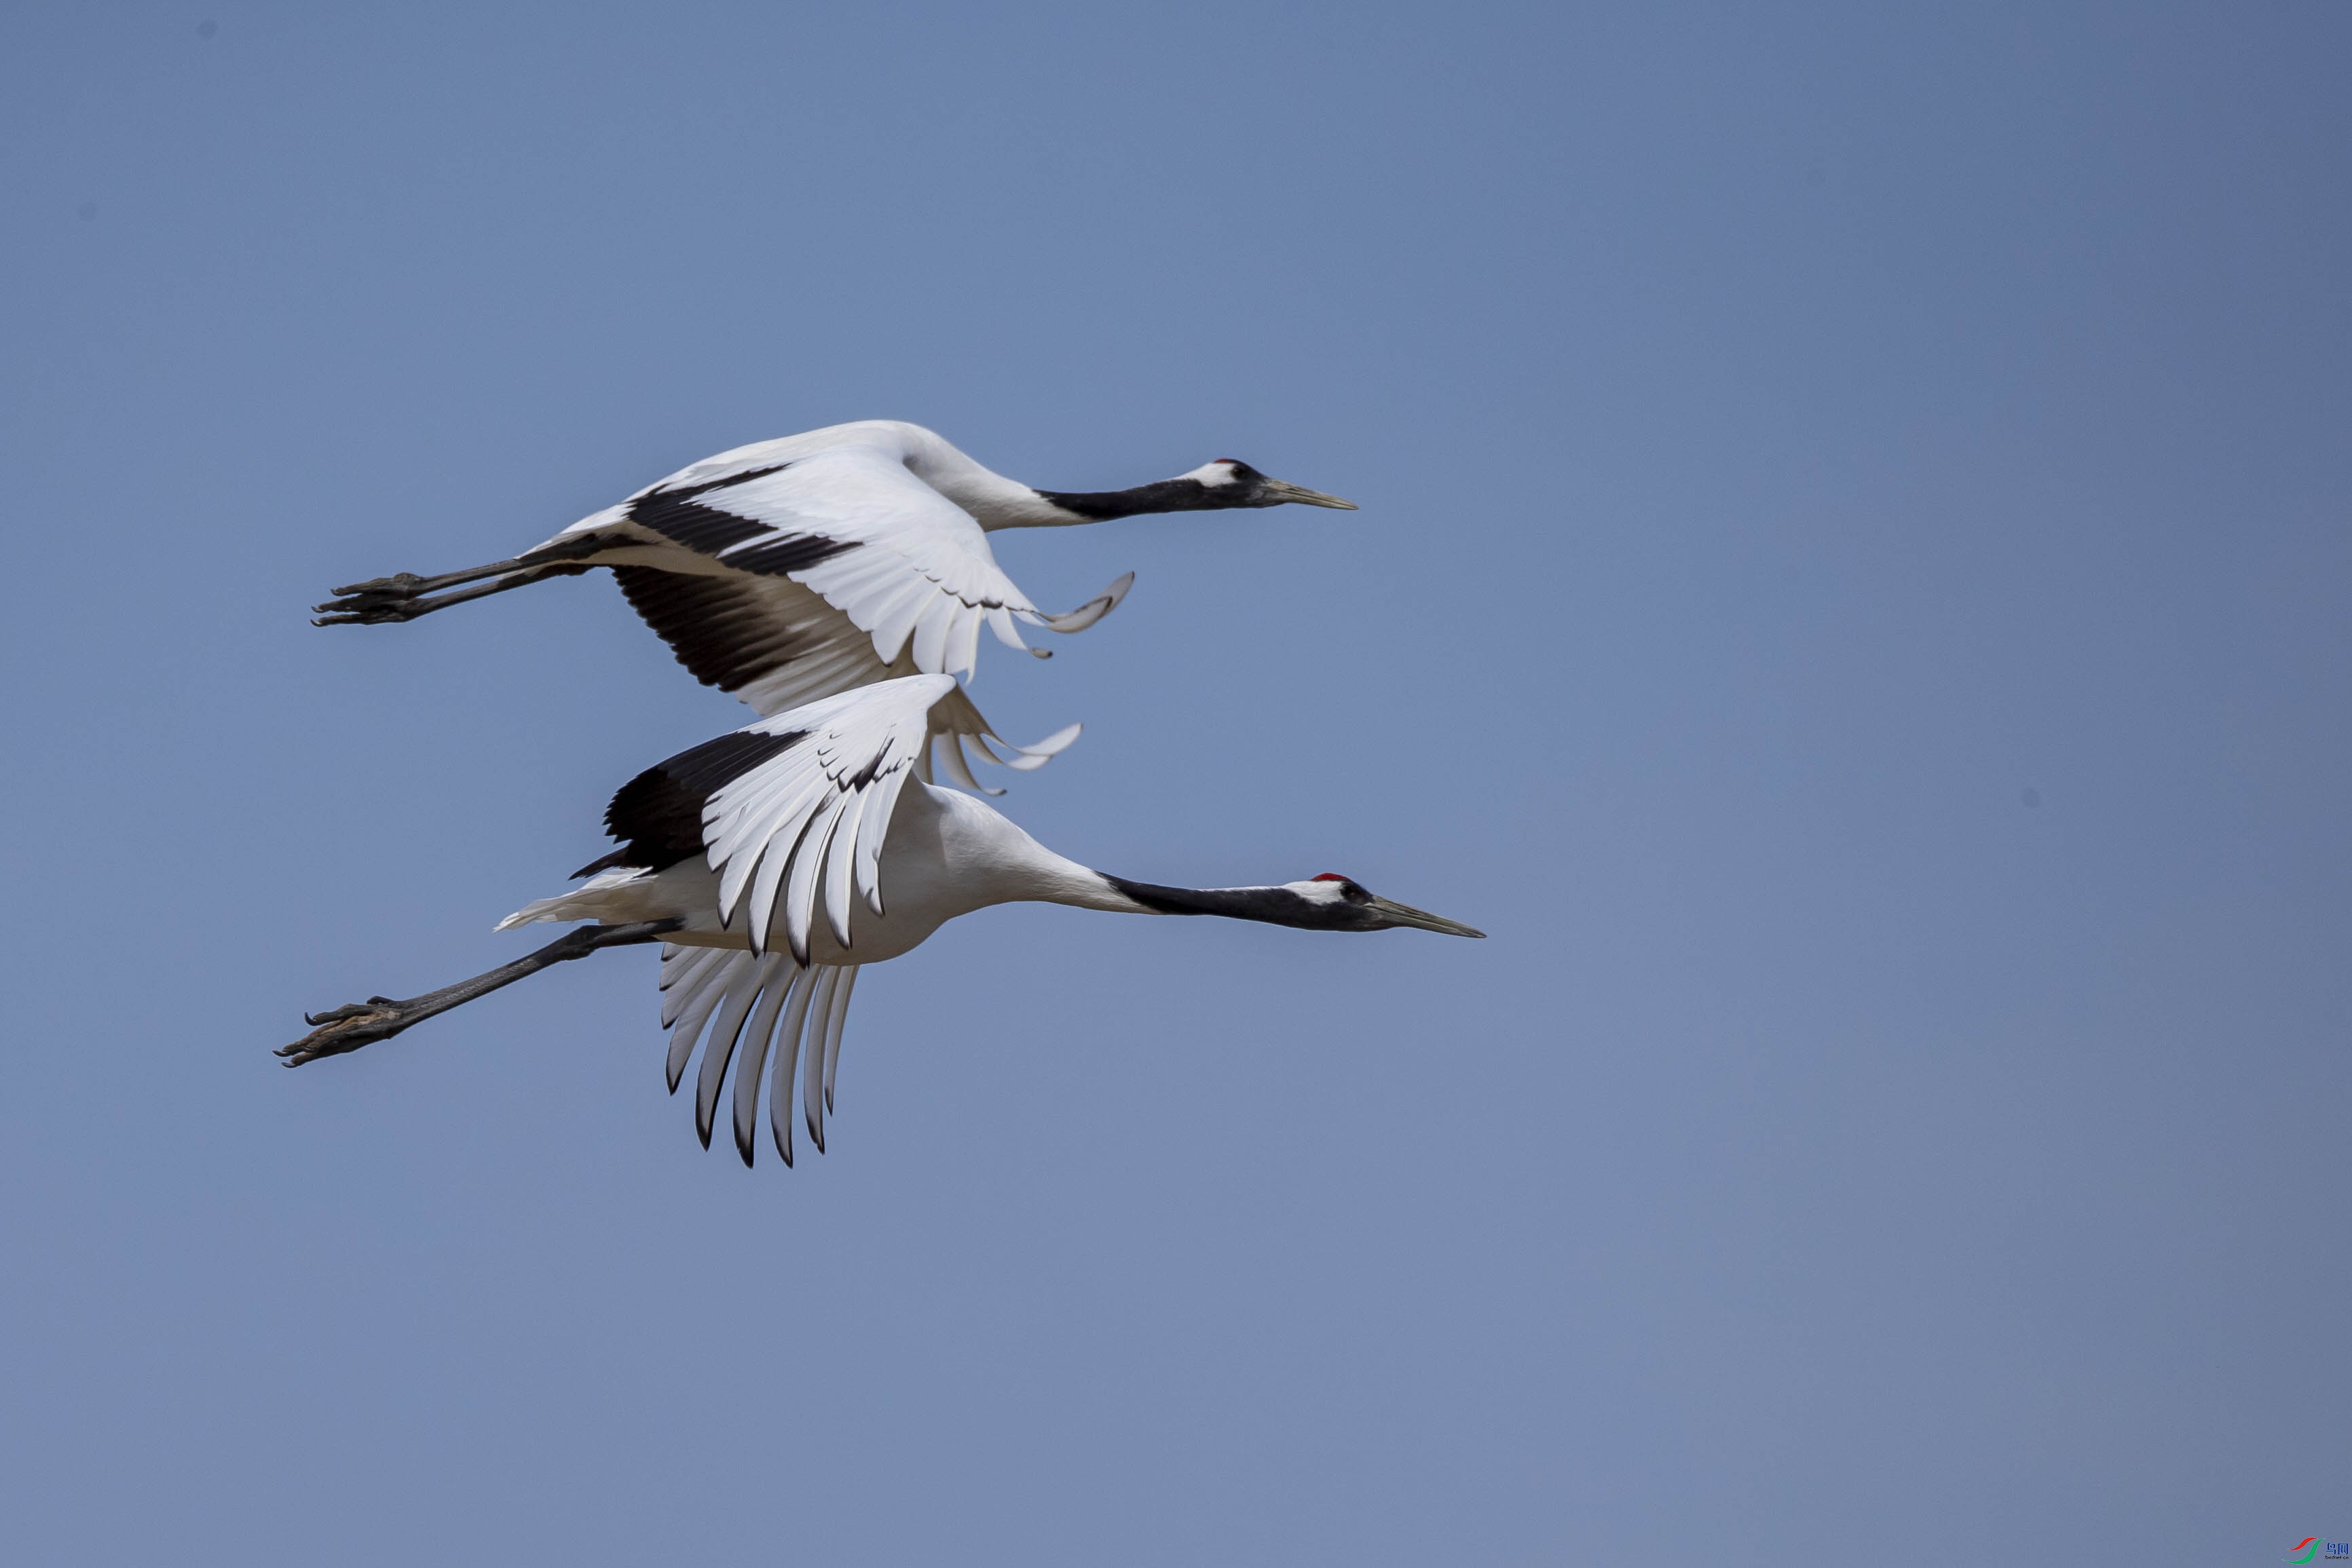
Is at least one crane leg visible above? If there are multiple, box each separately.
[312,560,593,624]
[277,920,681,1066]
[312,536,607,625]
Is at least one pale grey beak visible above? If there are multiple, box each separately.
[1257,477,1358,510]
[1368,895,1486,938]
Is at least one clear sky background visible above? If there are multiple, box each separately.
[2,3,2347,1564]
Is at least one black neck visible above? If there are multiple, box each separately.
[1034,479,1230,523]
[1104,876,1331,929]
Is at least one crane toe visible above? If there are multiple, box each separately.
[314,574,432,624]
[277,996,418,1066]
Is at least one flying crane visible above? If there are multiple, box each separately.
[280,675,1481,1167]
[315,419,1354,787]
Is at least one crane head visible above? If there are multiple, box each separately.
[1035,460,1357,521]
[1178,460,1359,511]
[1290,873,1485,937]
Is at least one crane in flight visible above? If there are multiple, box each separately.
[279,675,1481,1168]
[314,419,1354,788]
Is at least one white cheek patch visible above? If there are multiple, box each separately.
[1287,879,1351,905]
[1180,461,1241,488]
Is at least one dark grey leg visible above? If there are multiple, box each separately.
[330,557,531,601]
[313,536,608,625]
[278,920,682,1066]
[312,561,591,624]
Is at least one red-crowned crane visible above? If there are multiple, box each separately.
[279,675,1481,1168]
[314,419,1354,789]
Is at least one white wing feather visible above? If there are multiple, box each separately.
[654,946,862,1166]
[702,673,958,963]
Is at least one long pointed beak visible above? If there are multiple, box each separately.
[1257,477,1358,510]
[1368,895,1486,938]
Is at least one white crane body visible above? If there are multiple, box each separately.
[507,778,1132,966]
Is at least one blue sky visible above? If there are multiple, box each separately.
[2,3,2347,1564]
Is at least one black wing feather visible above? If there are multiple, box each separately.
[574,729,808,878]
[612,567,827,696]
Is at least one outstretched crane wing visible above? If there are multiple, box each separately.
[546,439,1131,694]
[696,673,960,964]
